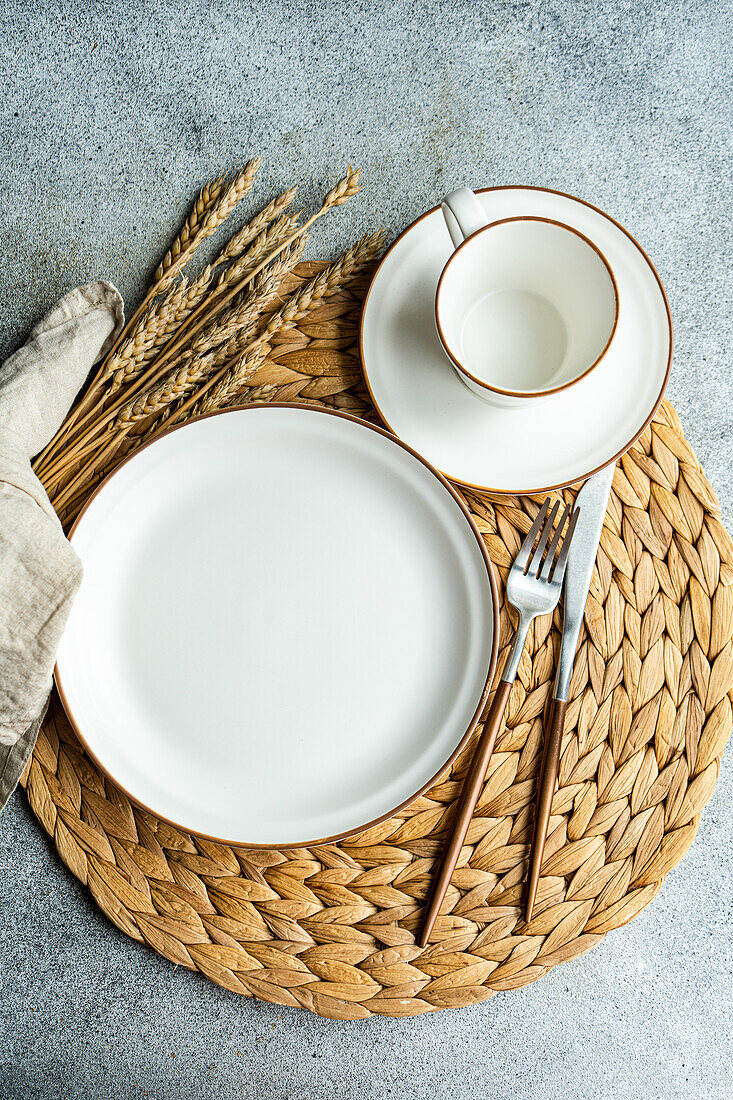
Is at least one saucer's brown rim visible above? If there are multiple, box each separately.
[54,402,501,852]
[358,185,674,497]
[434,216,620,399]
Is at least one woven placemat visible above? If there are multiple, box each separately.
[21,263,733,1019]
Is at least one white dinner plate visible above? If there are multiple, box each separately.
[360,186,672,494]
[56,404,499,847]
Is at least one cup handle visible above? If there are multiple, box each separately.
[440,188,489,249]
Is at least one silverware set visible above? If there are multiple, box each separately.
[420,466,613,946]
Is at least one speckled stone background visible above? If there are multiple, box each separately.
[0,1,731,1097]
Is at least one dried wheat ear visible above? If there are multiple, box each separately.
[34,161,384,524]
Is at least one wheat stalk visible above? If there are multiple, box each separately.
[156,158,262,292]
[108,243,304,435]
[195,344,272,415]
[34,164,262,476]
[39,168,278,480]
[258,229,384,340]
[216,212,302,290]
[157,229,385,432]
[118,161,261,336]
[245,383,278,403]
[82,230,372,461]
[214,186,297,266]
[103,266,214,392]
[114,356,221,430]
[33,270,213,482]
[41,163,378,518]
[154,175,225,282]
[136,166,362,376]
[321,164,362,209]
[194,240,305,360]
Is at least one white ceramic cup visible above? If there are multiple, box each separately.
[436,189,619,408]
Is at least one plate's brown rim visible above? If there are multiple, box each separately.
[54,402,501,851]
[358,184,674,497]
[435,215,620,399]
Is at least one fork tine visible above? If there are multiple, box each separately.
[528,501,560,576]
[514,499,551,573]
[550,506,581,583]
[538,502,571,580]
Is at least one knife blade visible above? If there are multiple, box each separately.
[554,464,614,701]
[524,465,614,922]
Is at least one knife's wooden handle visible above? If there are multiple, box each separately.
[524,696,568,923]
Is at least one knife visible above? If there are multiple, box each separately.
[524,464,614,922]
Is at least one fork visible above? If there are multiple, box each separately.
[418,497,580,948]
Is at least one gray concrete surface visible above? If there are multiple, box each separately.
[0,1,731,1097]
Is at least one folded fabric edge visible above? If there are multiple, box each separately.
[29,281,125,360]
[0,702,46,811]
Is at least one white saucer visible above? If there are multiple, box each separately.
[55,404,499,847]
[360,187,672,495]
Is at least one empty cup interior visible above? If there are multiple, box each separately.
[436,218,618,395]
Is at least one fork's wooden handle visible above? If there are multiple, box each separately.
[524,696,568,923]
[418,678,513,948]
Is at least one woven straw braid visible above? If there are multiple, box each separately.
[21,262,732,1020]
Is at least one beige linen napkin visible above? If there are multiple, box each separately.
[0,282,124,809]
